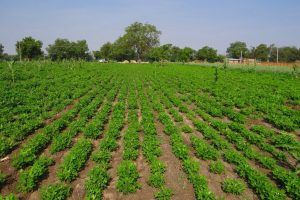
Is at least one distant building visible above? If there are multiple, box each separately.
[228,58,242,64]
[228,58,257,65]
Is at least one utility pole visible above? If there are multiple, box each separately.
[276,47,279,63]
[19,42,22,62]
[240,51,243,64]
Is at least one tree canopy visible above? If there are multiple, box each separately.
[0,43,4,59]
[227,41,249,59]
[47,39,89,60]
[196,46,218,62]
[15,37,43,60]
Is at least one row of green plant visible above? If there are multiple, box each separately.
[117,89,141,193]
[139,91,171,199]
[50,84,118,154]
[85,87,127,199]
[150,89,216,200]
[17,156,53,192]
[160,80,300,199]
[0,62,102,149]
[56,138,92,182]
[11,89,98,169]
[155,84,289,199]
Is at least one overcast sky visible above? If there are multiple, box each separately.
[1,0,300,54]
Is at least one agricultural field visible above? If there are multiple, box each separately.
[0,62,299,200]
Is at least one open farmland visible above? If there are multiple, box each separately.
[0,62,299,200]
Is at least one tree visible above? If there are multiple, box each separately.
[169,46,182,62]
[278,47,299,62]
[16,37,43,60]
[0,43,4,59]
[226,41,249,59]
[47,39,89,60]
[146,44,173,62]
[110,37,135,61]
[179,47,196,62]
[253,44,269,61]
[121,22,161,61]
[98,42,113,60]
[196,46,218,62]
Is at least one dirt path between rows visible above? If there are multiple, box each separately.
[155,116,195,200]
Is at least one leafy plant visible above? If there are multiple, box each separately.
[209,161,225,174]
[154,187,173,200]
[40,183,71,200]
[116,160,140,193]
[17,156,53,192]
[222,179,245,195]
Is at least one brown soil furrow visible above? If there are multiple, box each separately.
[155,116,195,200]
[1,91,90,161]
[121,97,155,200]
[103,98,128,200]
[68,139,99,200]
[69,91,119,200]
[176,110,257,200]
[0,92,106,198]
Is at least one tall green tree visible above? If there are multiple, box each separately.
[110,37,135,61]
[121,22,161,61]
[146,44,173,62]
[227,41,249,59]
[196,46,218,62]
[277,47,299,62]
[179,47,196,62]
[16,37,43,60]
[47,39,89,60]
[98,42,113,60]
[253,44,269,61]
[0,43,4,59]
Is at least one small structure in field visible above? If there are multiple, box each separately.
[228,58,242,64]
[98,59,108,63]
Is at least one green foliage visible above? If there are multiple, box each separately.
[40,183,71,200]
[191,136,219,160]
[17,156,53,192]
[181,124,193,133]
[47,39,89,61]
[92,150,112,166]
[57,138,92,182]
[0,171,6,186]
[148,159,166,188]
[12,133,51,169]
[85,166,110,200]
[0,194,18,200]
[209,161,225,174]
[227,41,249,59]
[222,179,245,195]
[155,187,173,200]
[16,36,43,60]
[116,160,140,194]
[197,46,218,63]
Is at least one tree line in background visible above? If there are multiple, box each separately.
[1,22,300,63]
